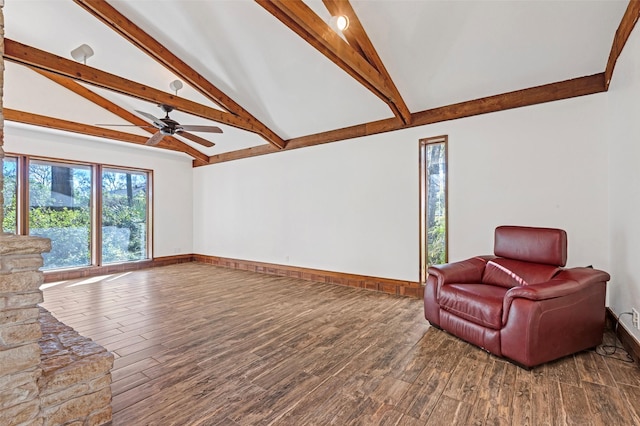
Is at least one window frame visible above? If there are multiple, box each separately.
[3,152,153,270]
[419,135,449,285]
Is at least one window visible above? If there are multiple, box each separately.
[2,156,18,233]
[29,160,92,270]
[420,136,448,283]
[102,168,148,264]
[0,154,152,270]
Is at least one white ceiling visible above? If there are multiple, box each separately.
[3,0,629,157]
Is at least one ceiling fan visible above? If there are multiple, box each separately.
[102,104,222,147]
[138,104,222,147]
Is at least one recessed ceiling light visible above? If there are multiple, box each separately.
[329,15,349,32]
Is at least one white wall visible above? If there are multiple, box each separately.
[4,124,194,257]
[194,130,419,280]
[607,23,640,342]
[194,93,609,282]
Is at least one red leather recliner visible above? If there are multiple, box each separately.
[423,226,610,368]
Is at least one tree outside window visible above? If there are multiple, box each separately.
[420,136,448,283]
[1,154,151,270]
[28,161,92,270]
[102,169,148,264]
[2,156,18,234]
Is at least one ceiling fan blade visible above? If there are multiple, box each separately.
[176,130,215,148]
[96,124,156,128]
[178,125,223,133]
[135,110,165,129]
[145,131,165,146]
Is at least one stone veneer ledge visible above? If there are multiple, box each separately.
[38,308,113,426]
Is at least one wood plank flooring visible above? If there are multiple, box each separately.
[41,263,640,425]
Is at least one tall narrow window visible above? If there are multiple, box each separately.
[28,160,92,270]
[420,136,448,283]
[2,156,18,233]
[101,168,149,264]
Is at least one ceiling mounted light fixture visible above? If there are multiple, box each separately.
[169,79,183,95]
[329,15,349,32]
[70,44,94,64]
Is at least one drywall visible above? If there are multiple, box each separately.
[194,127,419,280]
[3,124,194,257]
[193,92,609,282]
[607,23,640,342]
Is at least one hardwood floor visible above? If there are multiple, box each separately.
[41,263,640,425]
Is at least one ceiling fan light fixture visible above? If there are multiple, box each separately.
[70,44,94,64]
[329,15,349,32]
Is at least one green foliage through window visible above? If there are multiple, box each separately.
[420,137,448,282]
[0,155,150,271]
[2,157,18,233]
[102,169,147,264]
[29,161,91,270]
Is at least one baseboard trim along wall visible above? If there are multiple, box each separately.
[606,308,640,365]
[42,254,193,283]
[192,254,424,299]
[42,254,424,299]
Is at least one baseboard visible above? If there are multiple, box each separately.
[192,254,424,299]
[42,253,423,299]
[42,254,194,283]
[606,307,640,365]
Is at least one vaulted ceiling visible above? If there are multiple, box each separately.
[3,0,637,167]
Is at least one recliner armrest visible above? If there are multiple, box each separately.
[505,279,584,301]
[502,266,609,324]
[554,267,611,286]
[428,256,491,285]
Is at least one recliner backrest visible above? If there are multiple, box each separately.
[494,226,567,267]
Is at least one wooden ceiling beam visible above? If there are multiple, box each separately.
[322,0,411,124]
[33,69,210,165]
[604,0,640,90]
[208,73,606,165]
[72,0,285,150]
[256,0,405,120]
[4,109,149,144]
[4,109,208,166]
[3,39,264,137]
[207,144,279,166]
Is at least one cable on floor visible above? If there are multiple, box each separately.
[595,311,634,363]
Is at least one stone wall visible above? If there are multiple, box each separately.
[0,0,5,219]
[0,235,51,425]
[38,309,113,426]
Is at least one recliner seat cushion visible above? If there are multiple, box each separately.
[482,258,561,288]
[439,284,508,329]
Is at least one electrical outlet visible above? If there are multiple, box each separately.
[633,310,640,329]
[633,308,640,330]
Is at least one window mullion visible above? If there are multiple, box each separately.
[19,156,29,236]
[94,164,103,266]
